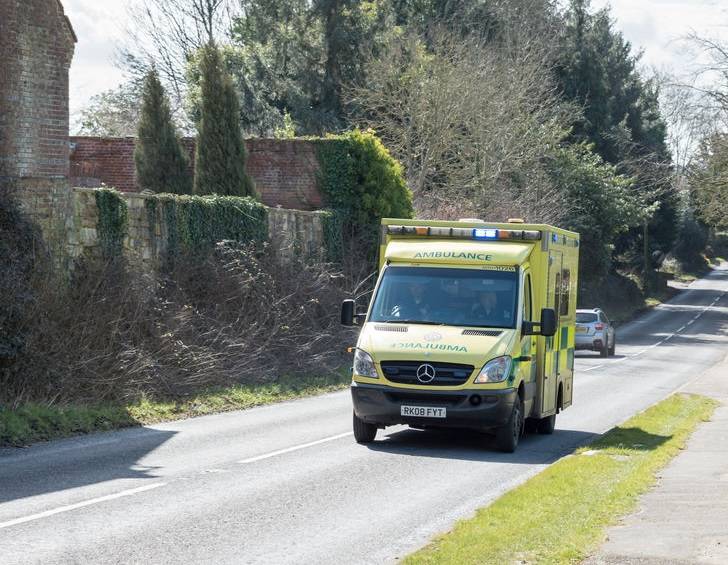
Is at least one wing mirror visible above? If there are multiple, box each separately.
[341,299,367,326]
[539,308,557,337]
[522,307,557,337]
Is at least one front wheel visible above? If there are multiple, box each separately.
[495,397,523,453]
[353,412,377,444]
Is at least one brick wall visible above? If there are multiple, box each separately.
[0,0,76,267]
[70,137,325,211]
[0,0,76,179]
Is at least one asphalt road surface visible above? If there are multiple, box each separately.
[2,267,727,565]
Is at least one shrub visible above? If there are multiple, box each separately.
[547,144,641,282]
[316,129,413,229]
[674,212,709,271]
[316,129,413,267]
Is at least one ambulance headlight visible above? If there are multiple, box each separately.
[353,349,378,379]
[474,356,512,383]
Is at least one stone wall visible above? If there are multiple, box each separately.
[70,137,325,211]
[69,188,326,267]
[0,0,76,267]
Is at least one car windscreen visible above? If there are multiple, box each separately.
[369,266,518,329]
[576,312,598,323]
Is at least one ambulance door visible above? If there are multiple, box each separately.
[520,269,538,415]
[541,250,562,414]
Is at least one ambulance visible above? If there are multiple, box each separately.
[341,218,580,452]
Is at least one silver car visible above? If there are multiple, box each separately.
[575,308,616,357]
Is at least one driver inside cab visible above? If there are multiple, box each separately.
[472,290,510,326]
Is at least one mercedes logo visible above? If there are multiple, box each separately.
[416,363,436,384]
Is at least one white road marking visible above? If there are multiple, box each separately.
[0,482,167,530]
[239,432,354,464]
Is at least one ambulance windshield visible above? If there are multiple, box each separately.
[369,266,518,329]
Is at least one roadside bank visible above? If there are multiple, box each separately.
[583,351,728,564]
[404,393,717,565]
[0,372,350,447]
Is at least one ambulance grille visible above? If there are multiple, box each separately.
[462,329,502,337]
[374,325,408,332]
[380,361,474,386]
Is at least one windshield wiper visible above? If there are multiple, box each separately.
[382,320,445,325]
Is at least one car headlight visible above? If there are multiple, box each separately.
[353,349,378,379]
[474,356,512,384]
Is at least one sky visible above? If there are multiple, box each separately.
[63,0,728,129]
[63,0,130,126]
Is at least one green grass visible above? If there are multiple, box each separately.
[0,372,350,447]
[404,393,717,565]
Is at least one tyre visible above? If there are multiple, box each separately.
[353,411,377,444]
[495,397,524,453]
[599,338,609,358]
[537,413,556,435]
[608,334,616,356]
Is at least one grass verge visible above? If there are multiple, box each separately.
[0,372,350,448]
[404,393,717,565]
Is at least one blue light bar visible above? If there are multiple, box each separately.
[473,228,498,240]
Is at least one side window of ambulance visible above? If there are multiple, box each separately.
[554,272,561,317]
[560,268,571,317]
[523,273,532,322]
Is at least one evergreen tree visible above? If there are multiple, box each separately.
[194,44,256,197]
[134,69,191,194]
[557,0,677,258]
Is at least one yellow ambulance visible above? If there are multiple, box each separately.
[341,218,580,452]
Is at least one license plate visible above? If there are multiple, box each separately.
[576,325,587,333]
[401,405,446,418]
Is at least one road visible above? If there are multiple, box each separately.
[2,267,727,565]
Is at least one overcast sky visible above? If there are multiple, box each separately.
[63,0,728,128]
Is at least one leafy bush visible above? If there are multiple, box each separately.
[316,129,413,228]
[316,129,413,265]
[547,144,641,282]
[674,212,709,271]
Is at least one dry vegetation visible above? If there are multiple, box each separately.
[0,191,355,408]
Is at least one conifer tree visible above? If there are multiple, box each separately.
[134,69,191,194]
[193,44,255,197]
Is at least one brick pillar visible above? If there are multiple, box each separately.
[0,0,77,269]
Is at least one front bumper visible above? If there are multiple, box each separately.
[351,382,517,431]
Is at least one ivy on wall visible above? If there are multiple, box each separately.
[94,188,128,259]
[314,129,413,260]
[320,209,345,263]
[150,194,268,256]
